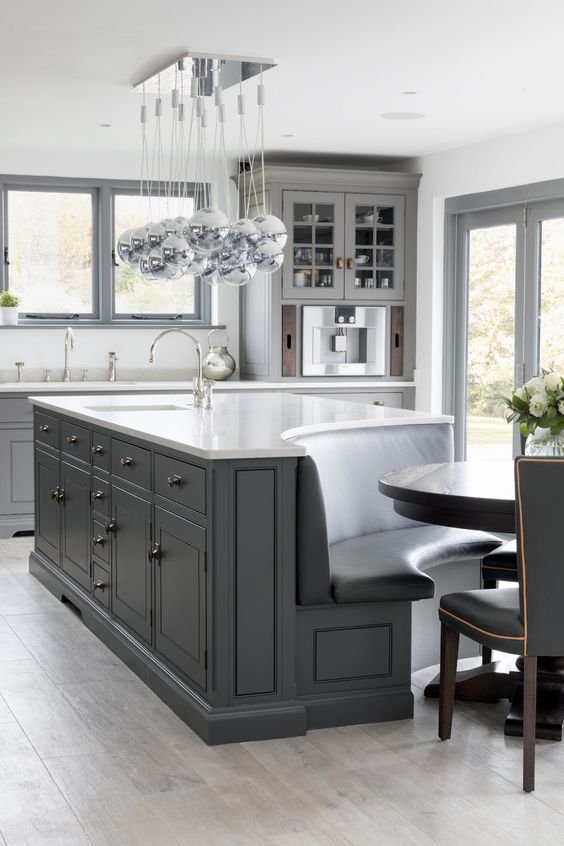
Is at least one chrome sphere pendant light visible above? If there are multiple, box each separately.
[116,53,285,288]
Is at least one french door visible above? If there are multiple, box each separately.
[453,200,564,460]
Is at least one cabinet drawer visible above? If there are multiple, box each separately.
[91,432,110,472]
[154,453,206,515]
[92,562,110,609]
[111,439,151,490]
[61,421,90,463]
[92,517,110,564]
[90,476,110,514]
[36,412,60,450]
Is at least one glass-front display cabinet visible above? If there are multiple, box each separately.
[282,191,405,300]
[282,191,345,299]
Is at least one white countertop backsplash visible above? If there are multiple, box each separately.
[29,392,449,459]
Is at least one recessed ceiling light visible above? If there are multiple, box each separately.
[381,112,425,120]
[281,133,294,137]
[401,91,417,95]
[98,123,112,128]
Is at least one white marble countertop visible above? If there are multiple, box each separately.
[1,379,415,394]
[28,392,451,459]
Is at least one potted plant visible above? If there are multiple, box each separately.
[0,292,21,326]
[504,368,564,455]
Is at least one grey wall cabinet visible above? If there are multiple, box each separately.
[154,505,207,690]
[111,485,152,645]
[240,165,421,387]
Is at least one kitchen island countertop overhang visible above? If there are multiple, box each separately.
[28,391,452,459]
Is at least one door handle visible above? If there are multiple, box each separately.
[66,435,79,445]
[91,490,104,503]
[148,543,161,563]
[336,257,344,269]
[120,456,134,468]
[91,445,104,456]
[105,519,117,534]
[92,536,105,547]
[93,580,106,592]
[346,258,354,270]
[167,475,183,488]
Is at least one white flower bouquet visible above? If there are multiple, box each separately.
[504,369,564,437]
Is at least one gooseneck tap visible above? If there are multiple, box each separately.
[63,327,74,382]
[149,329,206,407]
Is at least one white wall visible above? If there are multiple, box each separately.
[0,148,241,381]
[399,120,564,412]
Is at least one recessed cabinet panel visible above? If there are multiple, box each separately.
[35,449,60,564]
[345,193,405,300]
[61,421,91,464]
[0,430,33,515]
[111,440,151,490]
[111,485,152,644]
[154,506,207,690]
[61,461,92,591]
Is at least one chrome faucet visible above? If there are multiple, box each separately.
[149,329,206,407]
[108,351,118,382]
[63,327,74,382]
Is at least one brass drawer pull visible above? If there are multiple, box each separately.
[167,475,184,489]
[91,490,104,503]
[91,445,104,456]
[66,435,79,445]
[346,257,354,270]
[148,543,161,562]
[92,536,105,547]
[105,519,117,534]
[336,257,344,269]
[372,400,385,407]
[39,424,50,433]
[120,456,134,468]
[93,580,106,592]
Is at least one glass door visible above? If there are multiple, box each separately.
[454,207,525,460]
[344,194,405,299]
[282,191,345,299]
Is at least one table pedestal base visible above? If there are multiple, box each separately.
[424,658,564,741]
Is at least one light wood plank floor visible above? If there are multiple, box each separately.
[1,538,564,845]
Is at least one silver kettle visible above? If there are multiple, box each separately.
[202,329,236,381]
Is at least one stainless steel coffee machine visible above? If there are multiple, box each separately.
[301,305,386,376]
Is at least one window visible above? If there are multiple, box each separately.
[446,184,564,460]
[6,188,96,317]
[113,192,196,319]
[0,176,209,325]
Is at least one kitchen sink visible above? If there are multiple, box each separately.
[86,403,192,413]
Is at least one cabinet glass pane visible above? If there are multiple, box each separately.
[355,249,372,268]
[353,270,376,290]
[294,247,312,266]
[376,229,394,246]
[294,225,313,244]
[355,229,374,246]
[355,205,375,224]
[315,248,333,266]
[314,269,333,288]
[377,206,394,225]
[294,203,313,222]
[293,269,312,288]
[315,226,334,246]
[376,248,394,268]
[316,204,334,223]
[376,271,393,289]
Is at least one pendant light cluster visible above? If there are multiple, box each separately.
[117,55,286,287]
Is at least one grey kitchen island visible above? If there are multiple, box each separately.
[28,391,452,744]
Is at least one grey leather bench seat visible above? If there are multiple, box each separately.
[330,525,501,604]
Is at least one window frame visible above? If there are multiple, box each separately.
[0,174,212,327]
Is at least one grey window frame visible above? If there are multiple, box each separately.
[444,176,564,459]
[0,174,212,327]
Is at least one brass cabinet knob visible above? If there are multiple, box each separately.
[39,424,50,433]
[336,257,344,269]
[372,400,385,406]
[105,519,117,534]
[66,435,79,445]
[93,580,105,592]
[120,456,133,468]
[167,475,183,488]
[92,535,105,547]
[91,490,104,503]
[91,445,104,456]
[346,258,354,270]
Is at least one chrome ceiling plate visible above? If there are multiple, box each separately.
[133,51,276,95]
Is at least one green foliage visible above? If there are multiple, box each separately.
[0,292,20,307]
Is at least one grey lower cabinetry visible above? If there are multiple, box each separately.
[111,485,152,644]
[35,448,60,563]
[0,397,34,536]
[60,461,92,591]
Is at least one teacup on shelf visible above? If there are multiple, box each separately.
[302,214,319,223]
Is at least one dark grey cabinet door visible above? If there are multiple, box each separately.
[35,449,60,565]
[154,506,207,690]
[61,461,92,591]
[111,485,152,644]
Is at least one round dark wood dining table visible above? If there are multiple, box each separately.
[378,459,564,741]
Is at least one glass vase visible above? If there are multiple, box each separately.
[524,426,564,456]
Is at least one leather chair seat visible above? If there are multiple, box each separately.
[330,525,502,604]
[439,586,524,653]
[482,539,518,583]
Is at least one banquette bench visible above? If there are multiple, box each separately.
[289,422,501,729]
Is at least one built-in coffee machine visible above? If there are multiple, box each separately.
[301,305,387,376]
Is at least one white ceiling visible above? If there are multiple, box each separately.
[2,0,564,168]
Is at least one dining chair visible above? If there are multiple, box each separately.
[438,456,564,792]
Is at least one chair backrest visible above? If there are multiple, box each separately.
[515,456,564,656]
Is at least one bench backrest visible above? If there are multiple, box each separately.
[291,422,454,604]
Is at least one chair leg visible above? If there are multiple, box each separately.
[439,623,460,741]
[481,579,497,665]
[523,655,537,792]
